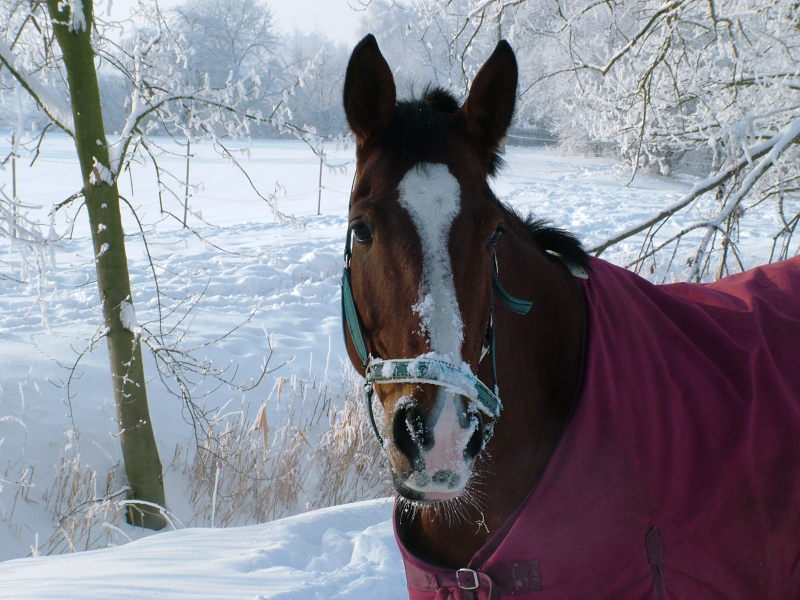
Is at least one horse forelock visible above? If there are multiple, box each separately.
[373,88,505,177]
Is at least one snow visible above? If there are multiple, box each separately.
[0,132,788,597]
[89,157,114,186]
[0,498,406,600]
[119,299,139,335]
[66,0,87,33]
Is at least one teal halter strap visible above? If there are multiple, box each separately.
[340,221,369,370]
[341,266,369,369]
[367,357,502,418]
[493,271,533,316]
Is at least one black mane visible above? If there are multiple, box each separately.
[385,87,505,176]
[516,211,589,269]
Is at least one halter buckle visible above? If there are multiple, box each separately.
[456,568,480,590]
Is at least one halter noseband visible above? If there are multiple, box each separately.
[341,223,532,447]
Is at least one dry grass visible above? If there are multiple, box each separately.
[29,368,390,556]
[42,451,128,555]
[312,376,393,508]
[186,371,391,527]
[186,408,310,526]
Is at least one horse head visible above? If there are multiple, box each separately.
[342,35,523,503]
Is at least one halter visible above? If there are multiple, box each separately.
[341,219,532,447]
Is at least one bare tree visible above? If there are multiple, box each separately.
[0,0,317,530]
[556,0,800,279]
[0,0,168,529]
[368,0,800,280]
[171,0,277,89]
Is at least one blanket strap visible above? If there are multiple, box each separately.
[403,559,542,598]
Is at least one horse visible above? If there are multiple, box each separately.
[341,34,800,599]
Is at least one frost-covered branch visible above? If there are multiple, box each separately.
[573,0,685,76]
[0,38,74,135]
[395,0,799,277]
[590,119,800,257]
[687,117,800,279]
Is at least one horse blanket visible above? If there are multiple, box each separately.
[397,256,800,599]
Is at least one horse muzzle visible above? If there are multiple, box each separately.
[366,357,500,501]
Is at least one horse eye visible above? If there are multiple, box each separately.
[487,227,504,248]
[352,221,373,244]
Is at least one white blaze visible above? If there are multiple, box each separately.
[396,163,463,360]
[397,163,473,491]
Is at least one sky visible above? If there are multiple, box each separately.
[103,0,365,44]
[269,0,364,44]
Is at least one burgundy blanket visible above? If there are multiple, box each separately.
[397,256,800,599]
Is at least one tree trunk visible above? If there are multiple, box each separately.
[47,0,167,530]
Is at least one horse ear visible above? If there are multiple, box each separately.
[343,34,397,145]
[461,40,518,155]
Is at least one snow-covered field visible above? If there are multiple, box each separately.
[0,133,784,597]
[0,498,404,599]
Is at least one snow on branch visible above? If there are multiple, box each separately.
[0,38,75,135]
[573,0,685,76]
[687,117,800,280]
[64,0,88,33]
[590,117,800,259]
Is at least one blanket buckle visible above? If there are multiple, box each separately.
[456,568,479,590]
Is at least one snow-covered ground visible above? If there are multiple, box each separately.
[0,498,405,599]
[0,133,786,597]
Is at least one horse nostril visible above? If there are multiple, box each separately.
[393,403,431,465]
[464,422,483,461]
[405,405,433,450]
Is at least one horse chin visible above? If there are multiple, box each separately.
[394,481,464,504]
[391,469,470,505]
